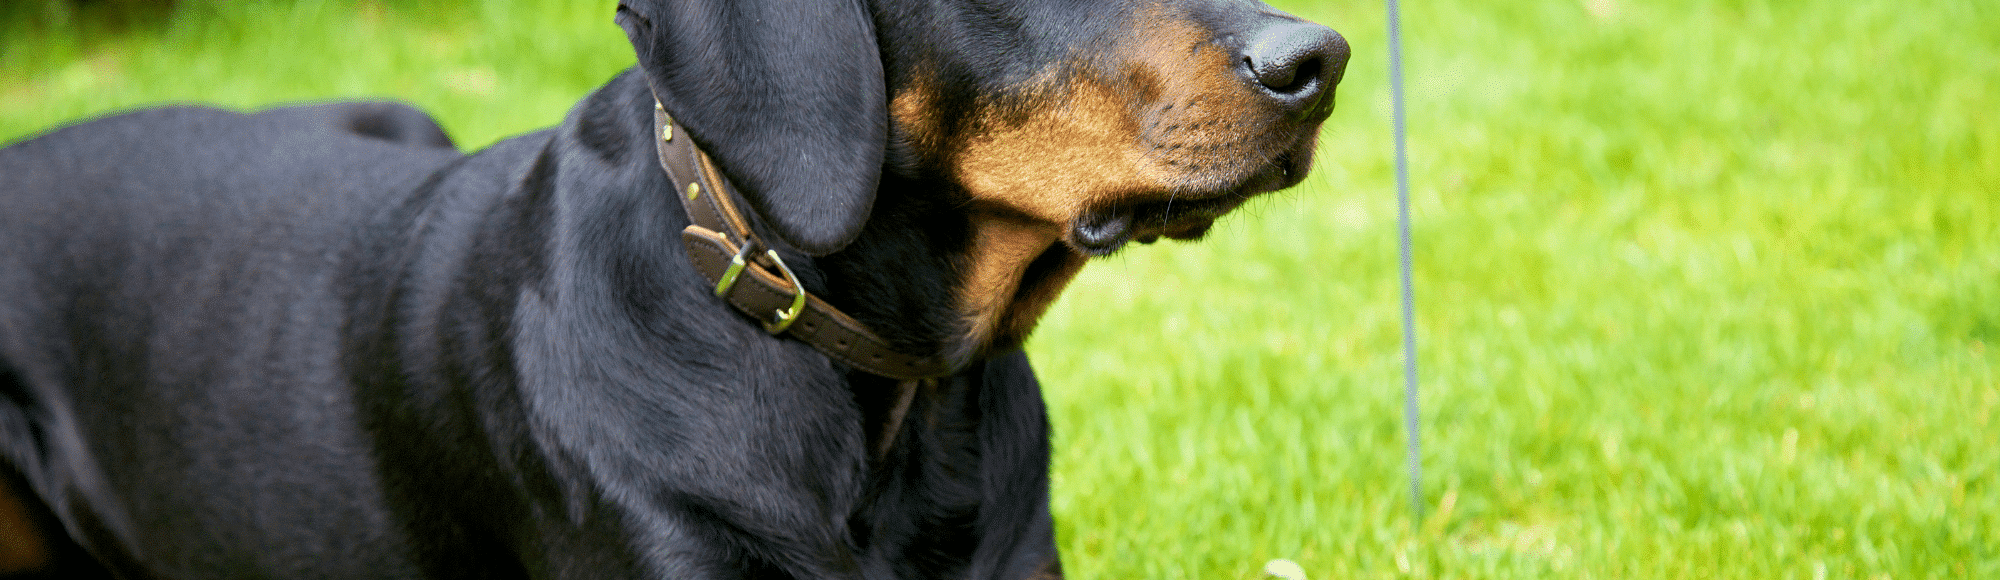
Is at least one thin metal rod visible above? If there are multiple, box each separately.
[1386,0,1422,520]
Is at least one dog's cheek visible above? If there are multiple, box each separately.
[948,78,1164,224]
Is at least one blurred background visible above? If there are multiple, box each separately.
[3,0,1995,578]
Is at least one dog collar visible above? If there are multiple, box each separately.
[651,99,952,381]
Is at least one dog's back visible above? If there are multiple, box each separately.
[0,103,460,577]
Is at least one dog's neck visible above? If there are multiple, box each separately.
[568,71,1083,374]
[817,173,1087,368]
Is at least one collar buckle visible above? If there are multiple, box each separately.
[759,249,806,334]
[714,239,754,298]
[654,96,952,380]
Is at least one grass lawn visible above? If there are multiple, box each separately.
[4,0,1995,578]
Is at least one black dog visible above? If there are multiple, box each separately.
[0,0,1347,577]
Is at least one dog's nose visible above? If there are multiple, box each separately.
[1240,21,1349,112]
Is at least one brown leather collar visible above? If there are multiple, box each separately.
[651,99,953,381]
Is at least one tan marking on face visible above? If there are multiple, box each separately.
[948,11,1277,225]
[950,78,1159,224]
[890,73,947,164]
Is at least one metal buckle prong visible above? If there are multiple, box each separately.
[714,239,755,298]
[762,250,806,334]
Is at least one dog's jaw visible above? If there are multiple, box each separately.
[947,211,1087,364]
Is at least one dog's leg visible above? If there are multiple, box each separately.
[0,364,49,577]
[0,471,47,575]
[0,466,112,580]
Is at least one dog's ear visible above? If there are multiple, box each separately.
[616,0,884,256]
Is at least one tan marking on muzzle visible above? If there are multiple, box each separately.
[947,11,1278,223]
[950,78,1159,225]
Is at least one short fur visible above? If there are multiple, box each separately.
[0,0,1347,578]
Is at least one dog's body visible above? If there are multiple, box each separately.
[0,0,1346,578]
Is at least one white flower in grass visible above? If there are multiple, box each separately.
[1262,558,1308,580]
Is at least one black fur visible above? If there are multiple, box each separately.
[0,81,1056,578]
[0,0,1346,577]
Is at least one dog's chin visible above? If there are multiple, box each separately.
[1064,149,1311,256]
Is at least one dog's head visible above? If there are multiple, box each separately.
[879,0,1348,256]
[617,0,1347,355]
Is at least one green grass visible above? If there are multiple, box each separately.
[4,1,1995,578]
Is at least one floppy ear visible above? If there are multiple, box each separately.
[616,0,885,256]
